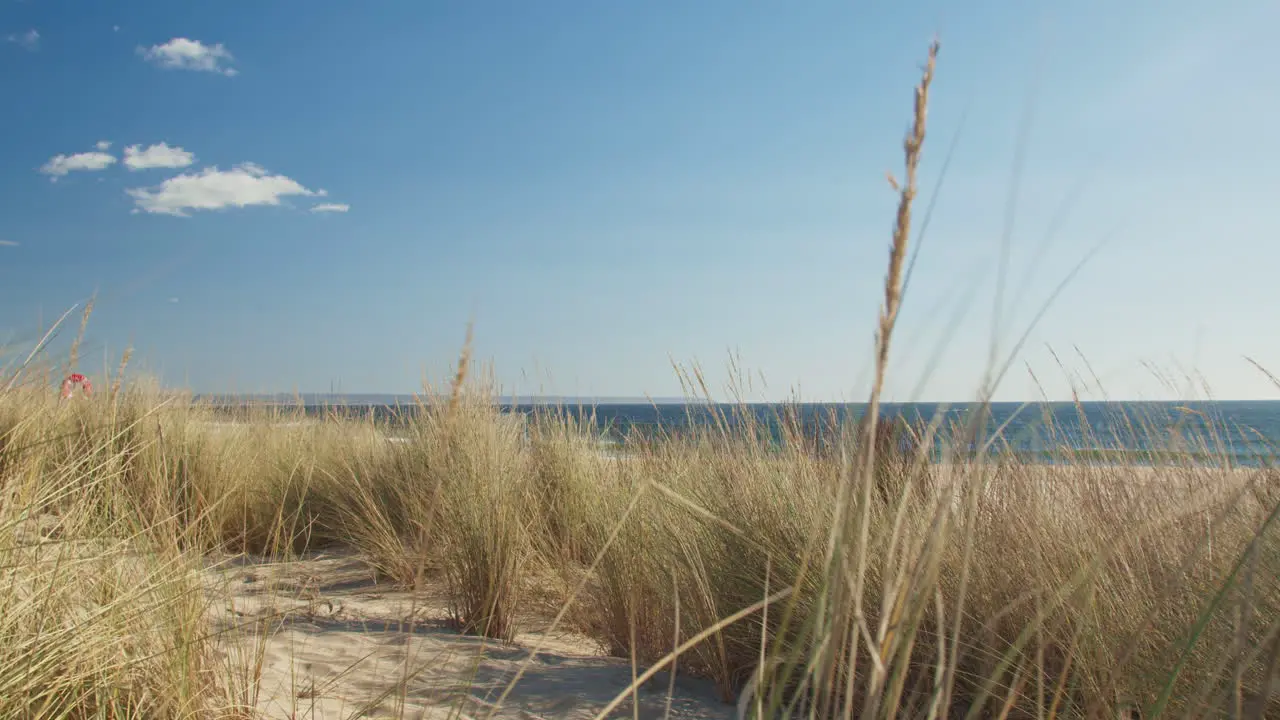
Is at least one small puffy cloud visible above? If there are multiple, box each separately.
[310,203,350,213]
[0,240,19,247]
[138,38,237,76]
[123,142,194,171]
[6,29,39,51]
[40,149,118,179]
[127,163,320,217]
[95,140,112,151]
[113,26,121,33]
[167,297,179,304]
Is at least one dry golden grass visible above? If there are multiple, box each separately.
[1,374,1276,718]
[0,41,1277,720]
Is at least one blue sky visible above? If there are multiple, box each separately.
[1,1,1276,402]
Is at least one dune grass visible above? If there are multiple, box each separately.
[2,41,1279,719]
[2,359,1278,718]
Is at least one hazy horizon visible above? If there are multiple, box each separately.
[196,392,1280,407]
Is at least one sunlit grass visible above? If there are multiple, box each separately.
[2,356,1276,717]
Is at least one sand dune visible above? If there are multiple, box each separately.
[206,553,734,719]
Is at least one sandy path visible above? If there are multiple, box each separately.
[205,553,734,720]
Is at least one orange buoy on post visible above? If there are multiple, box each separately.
[61,373,92,400]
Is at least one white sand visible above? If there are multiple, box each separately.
[205,553,734,719]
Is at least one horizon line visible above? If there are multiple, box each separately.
[189,393,1280,406]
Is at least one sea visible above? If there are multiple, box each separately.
[203,396,1280,468]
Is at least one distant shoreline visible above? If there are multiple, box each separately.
[195,395,1280,407]
[196,421,1266,470]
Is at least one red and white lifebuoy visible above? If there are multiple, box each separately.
[61,373,92,399]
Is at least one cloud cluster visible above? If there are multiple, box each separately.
[124,142,195,170]
[126,163,324,216]
[138,38,237,76]
[38,141,347,215]
[30,38,347,217]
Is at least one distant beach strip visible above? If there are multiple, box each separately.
[198,399,1280,468]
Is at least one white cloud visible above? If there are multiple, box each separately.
[113,26,121,33]
[138,38,237,76]
[40,149,118,179]
[167,297,179,304]
[95,140,112,151]
[123,142,195,170]
[0,240,19,247]
[127,163,320,217]
[310,203,350,213]
[6,29,39,51]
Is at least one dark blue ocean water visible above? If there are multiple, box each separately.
[214,398,1280,467]
[524,401,1280,466]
